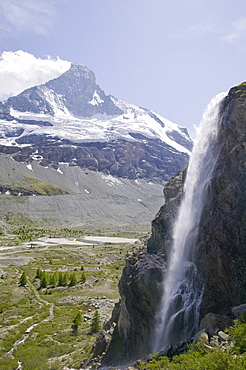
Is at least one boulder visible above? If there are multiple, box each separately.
[193,329,209,344]
[231,303,246,318]
[199,313,233,338]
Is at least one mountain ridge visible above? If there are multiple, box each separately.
[0,62,192,226]
[0,63,191,184]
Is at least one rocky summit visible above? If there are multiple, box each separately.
[100,83,246,366]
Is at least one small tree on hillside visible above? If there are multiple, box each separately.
[36,267,42,279]
[58,271,69,286]
[19,271,27,286]
[69,272,77,286]
[49,272,58,287]
[90,310,101,334]
[58,271,63,286]
[71,311,82,335]
[81,271,86,283]
[40,271,48,288]
[63,271,69,286]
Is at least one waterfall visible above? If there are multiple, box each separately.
[152,92,227,353]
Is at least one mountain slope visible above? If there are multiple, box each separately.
[0,154,164,227]
[0,63,192,184]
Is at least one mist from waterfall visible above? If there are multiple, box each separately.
[152,92,227,353]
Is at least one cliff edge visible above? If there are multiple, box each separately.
[100,83,246,366]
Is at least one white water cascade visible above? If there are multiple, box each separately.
[153,92,227,353]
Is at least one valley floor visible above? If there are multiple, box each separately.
[0,224,147,370]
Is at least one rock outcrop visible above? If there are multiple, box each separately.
[101,83,246,366]
[102,242,166,365]
[0,137,189,184]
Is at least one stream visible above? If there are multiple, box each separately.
[7,277,54,368]
[1,234,137,368]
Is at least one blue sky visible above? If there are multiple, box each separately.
[0,0,246,137]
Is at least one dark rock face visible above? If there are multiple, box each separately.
[196,85,246,317]
[147,169,186,253]
[6,138,189,183]
[102,241,166,366]
[101,83,246,365]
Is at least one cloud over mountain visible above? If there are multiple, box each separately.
[0,50,71,101]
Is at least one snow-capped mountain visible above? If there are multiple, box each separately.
[0,63,192,183]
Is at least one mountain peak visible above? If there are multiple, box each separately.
[0,62,192,183]
[2,63,123,118]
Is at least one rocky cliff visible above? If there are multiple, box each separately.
[100,83,246,366]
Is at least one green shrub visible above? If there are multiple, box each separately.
[140,318,246,370]
[229,319,246,354]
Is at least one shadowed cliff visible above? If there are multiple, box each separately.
[100,83,246,366]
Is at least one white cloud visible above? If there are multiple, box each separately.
[0,0,55,36]
[173,23,216,40]
[0,51,71,101]
[221,17,246,43]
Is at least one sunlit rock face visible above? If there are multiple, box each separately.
[101,83,246,366]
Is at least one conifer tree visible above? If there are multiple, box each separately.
[69,272,77,286]
[36,267,42,279]
[81,271,86,283]
[58,271,63,286]
[40,271,48,288]
[49,272,58,287]
[19,271,27,286]
[58,271,69,286]
[90,310,101,333]
[63,271,69,286]
[71,311,82,335]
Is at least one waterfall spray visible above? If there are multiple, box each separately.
[153,92,227,353]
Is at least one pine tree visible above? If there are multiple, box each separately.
[63,271,69,286]
[69,272,77,286]
[49,272,58,287]
[58,271,63,286]
[71,311,82,335]
[36,267,42,279]
[81,271,86,283]
[19,271,27,286]
[90,310,101,333]
[40,271,48,288]
[58,271,69,286]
